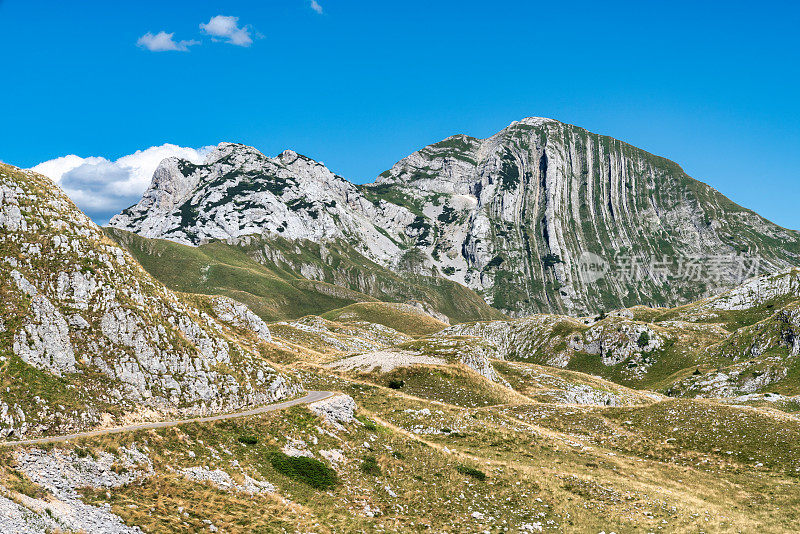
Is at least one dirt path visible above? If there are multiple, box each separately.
[0,390,335,447]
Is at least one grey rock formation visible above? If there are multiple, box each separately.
[7,446,152,533]
[309,394,356,430]
[180,466,275,494]
[212,296,272,343]
[109,144,414,266]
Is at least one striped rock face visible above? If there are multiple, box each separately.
[372,118,800,315]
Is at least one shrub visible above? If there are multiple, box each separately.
[387,379,405,390]
[360,456,382,476]
[237,435,258,445]
[637,331,650,348]
[455,464,486,481]
[542,254,562,268]
[268,452,338,489]
[486,256,504,268]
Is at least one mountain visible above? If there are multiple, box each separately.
[0,163,299,439]
[109,118,800,316]
[370,117,800,315]
[5,161,800,532]
[109,143,412,263]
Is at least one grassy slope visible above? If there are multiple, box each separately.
[7,362,800,533]
[107,228,504,324]
[106,228,376,322]
[321,302,449,337]
[233,233,507,324]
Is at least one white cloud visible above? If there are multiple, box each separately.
[31,144,214,224]
[310,1,323,14]
[200,15,253,47]
[137,31,199,52]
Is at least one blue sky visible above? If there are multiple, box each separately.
[1,0,799,227]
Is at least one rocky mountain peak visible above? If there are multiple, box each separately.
[205,141,267,165]
[109,141,414,263]
[511,116,557,127]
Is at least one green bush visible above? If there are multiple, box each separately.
[360,456,382,476]
[486,256,504,268]
[237,435,258,445]
[637,331,650,348]
[455,464,486,481]
[542,254,563,268]
[268,452,338,489]
[388,379,405,390]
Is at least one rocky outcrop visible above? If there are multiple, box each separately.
[443,314,670,380]
[180,466,275,494]
[271,315,412,354]
[212,296,272,343]
[309,394,356,430]
[11,273,77,376]
[0,164,300,439]
[5,446,153,533]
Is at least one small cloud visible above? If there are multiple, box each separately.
[137,31,198,52]
[310,1,323,14]
[200,15,253,47]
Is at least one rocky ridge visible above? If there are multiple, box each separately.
[109,144,414,265]
[443,267,800,398]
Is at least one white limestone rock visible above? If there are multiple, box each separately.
[212,296,272,343]
[13,293,76,376]
[180,466,274,494]
[310,394,356,430]
[109,143,414,266]
[11,446,152,534]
